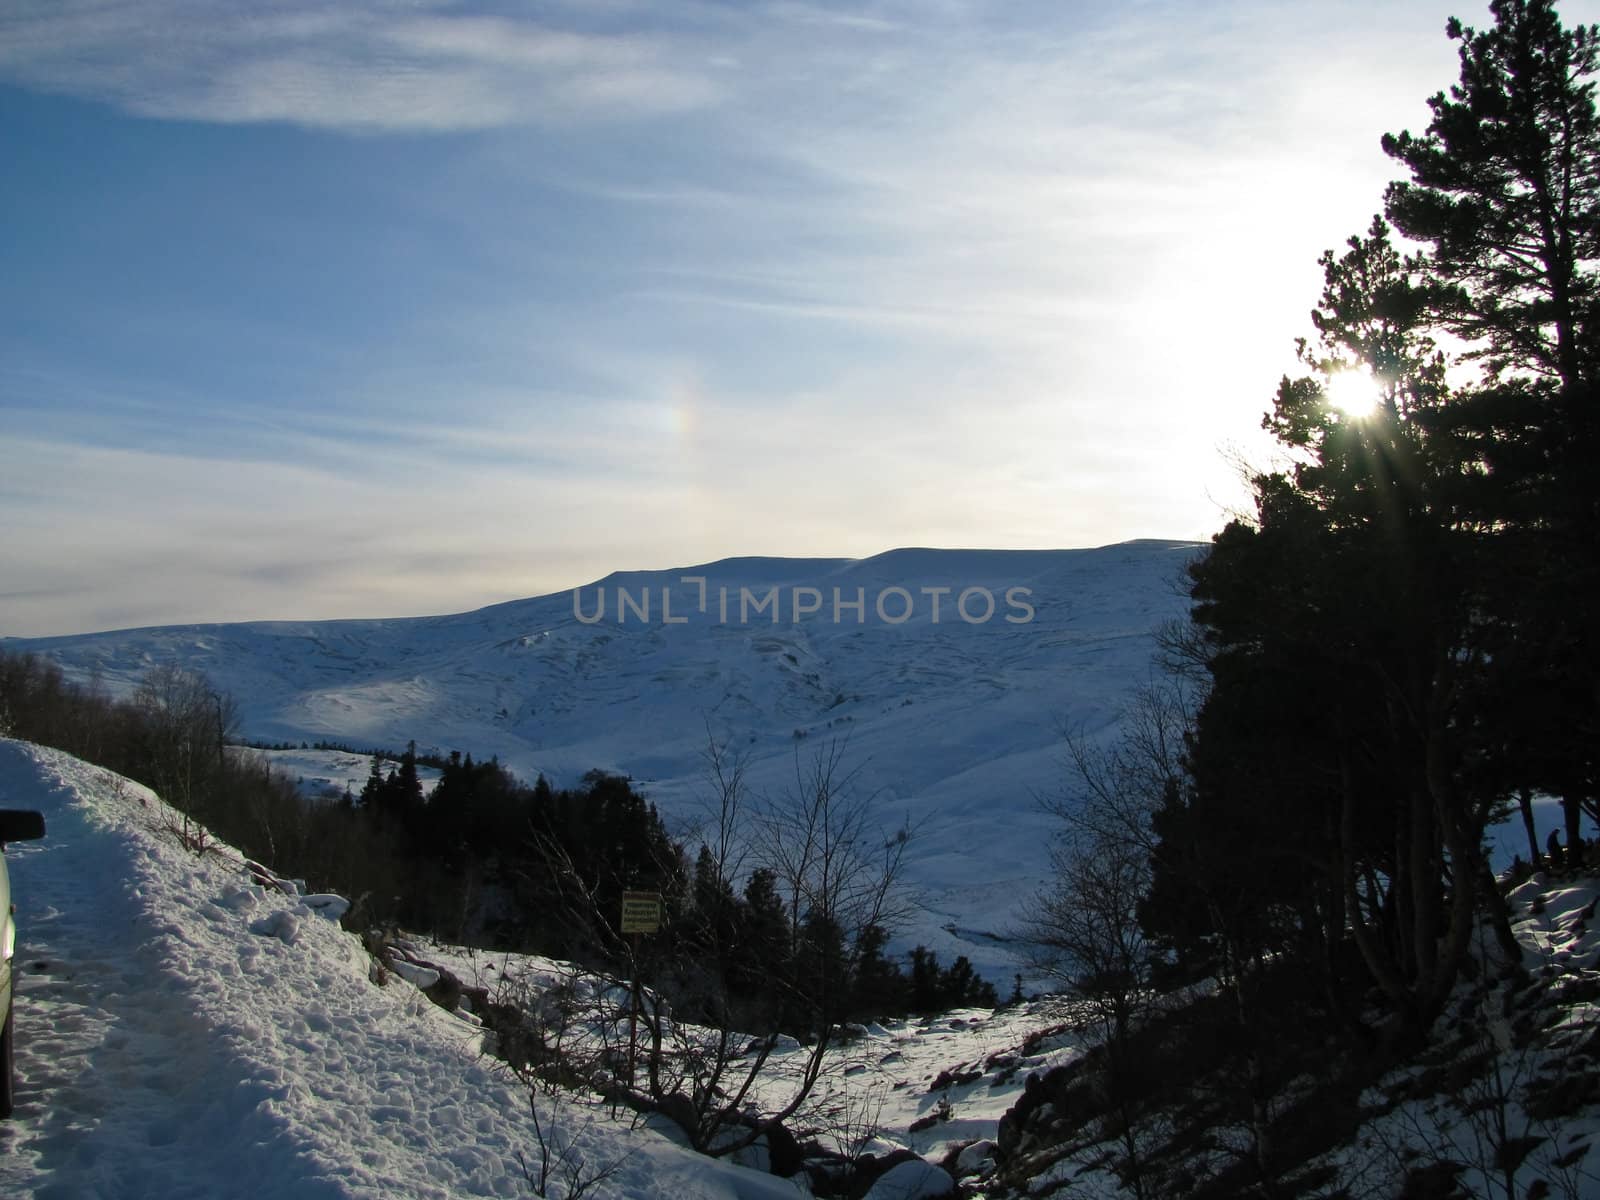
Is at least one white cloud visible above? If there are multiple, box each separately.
[0,1,721,130]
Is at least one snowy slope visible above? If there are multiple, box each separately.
[248,746,443,802]
[7,541,1204,978]
[0,739,813,1200]
[413,936,1092,1173]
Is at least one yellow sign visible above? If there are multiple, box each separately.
[620,891,662,934]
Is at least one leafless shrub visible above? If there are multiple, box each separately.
[158,807,221,857]
[514,1086,631,1200]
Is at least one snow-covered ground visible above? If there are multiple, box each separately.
[1311,871,1600,1200]
[0,739,840,1198]
[407,937,1087,1170]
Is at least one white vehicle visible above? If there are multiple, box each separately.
[0,809,45,1119]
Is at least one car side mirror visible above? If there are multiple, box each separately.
[0,811,45,845]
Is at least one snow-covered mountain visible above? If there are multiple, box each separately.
[5,540,1204,975]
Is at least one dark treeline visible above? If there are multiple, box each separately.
[0,648,991,1027]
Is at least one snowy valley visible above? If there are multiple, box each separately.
[7,540,1205,977]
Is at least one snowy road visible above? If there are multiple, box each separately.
[0,745,327,1198]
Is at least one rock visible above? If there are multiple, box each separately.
[654,1092,700,1140]
[854,1148,919,1194]
[639,1111,692,1147]
[954,1139,997,1177]
[702,1112,802,1178]
[863,1158,956,1199]
[997,1064,1073,1159]
[389,959,441,989]
[765,1119,803,1177]
[928,1066,983,1092]
[243,860,298,896]
[996,1110,1021,1158]
[298,893,351,921]
[729,1137,771,1175]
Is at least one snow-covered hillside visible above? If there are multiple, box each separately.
[4,740,1596,1200]
[6,541,1204,976]
[0,739,856,1198]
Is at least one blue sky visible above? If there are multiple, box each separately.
[0,0,1564,635]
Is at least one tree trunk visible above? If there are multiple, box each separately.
[1341,765,1417,1025]
[1421,731,1479,1025]
[1563,793,1584,875]
[1519,789,1543,869]
[1476,855,1524,974]
[1408,782,1439,989]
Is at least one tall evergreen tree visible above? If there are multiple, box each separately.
[738,868,793,1019]
[1383,0,1600,388]
[1383,0,1600,855]
[358,754,383,810]
[850,923,904,1017]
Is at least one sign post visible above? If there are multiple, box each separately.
[620,891,662,936]
[620,891,662,1088]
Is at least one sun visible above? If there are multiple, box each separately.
[1324,368,1384,419]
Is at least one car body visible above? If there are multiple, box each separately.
[0,808,46,1119]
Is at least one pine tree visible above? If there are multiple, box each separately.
[1382,0,1600,388]
[1383,0,1600,855]
[395,740,424,818]
[850,922,904,1017]
[690,844,741,952]
[358,754,383,810]
[1147,2,1600,1042]
[938,956,997,1009]
[738,867,793,1019]
[909,946,941,1014]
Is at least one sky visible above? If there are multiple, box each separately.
[2,0,1582,637]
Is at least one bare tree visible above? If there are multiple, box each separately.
[578,737,914,1164]
[694,720,750,887]
[755,738,915,970]
[133,663,236,840]
[1014,685,1191,1200]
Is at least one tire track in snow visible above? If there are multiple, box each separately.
[0,743,337,1199]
